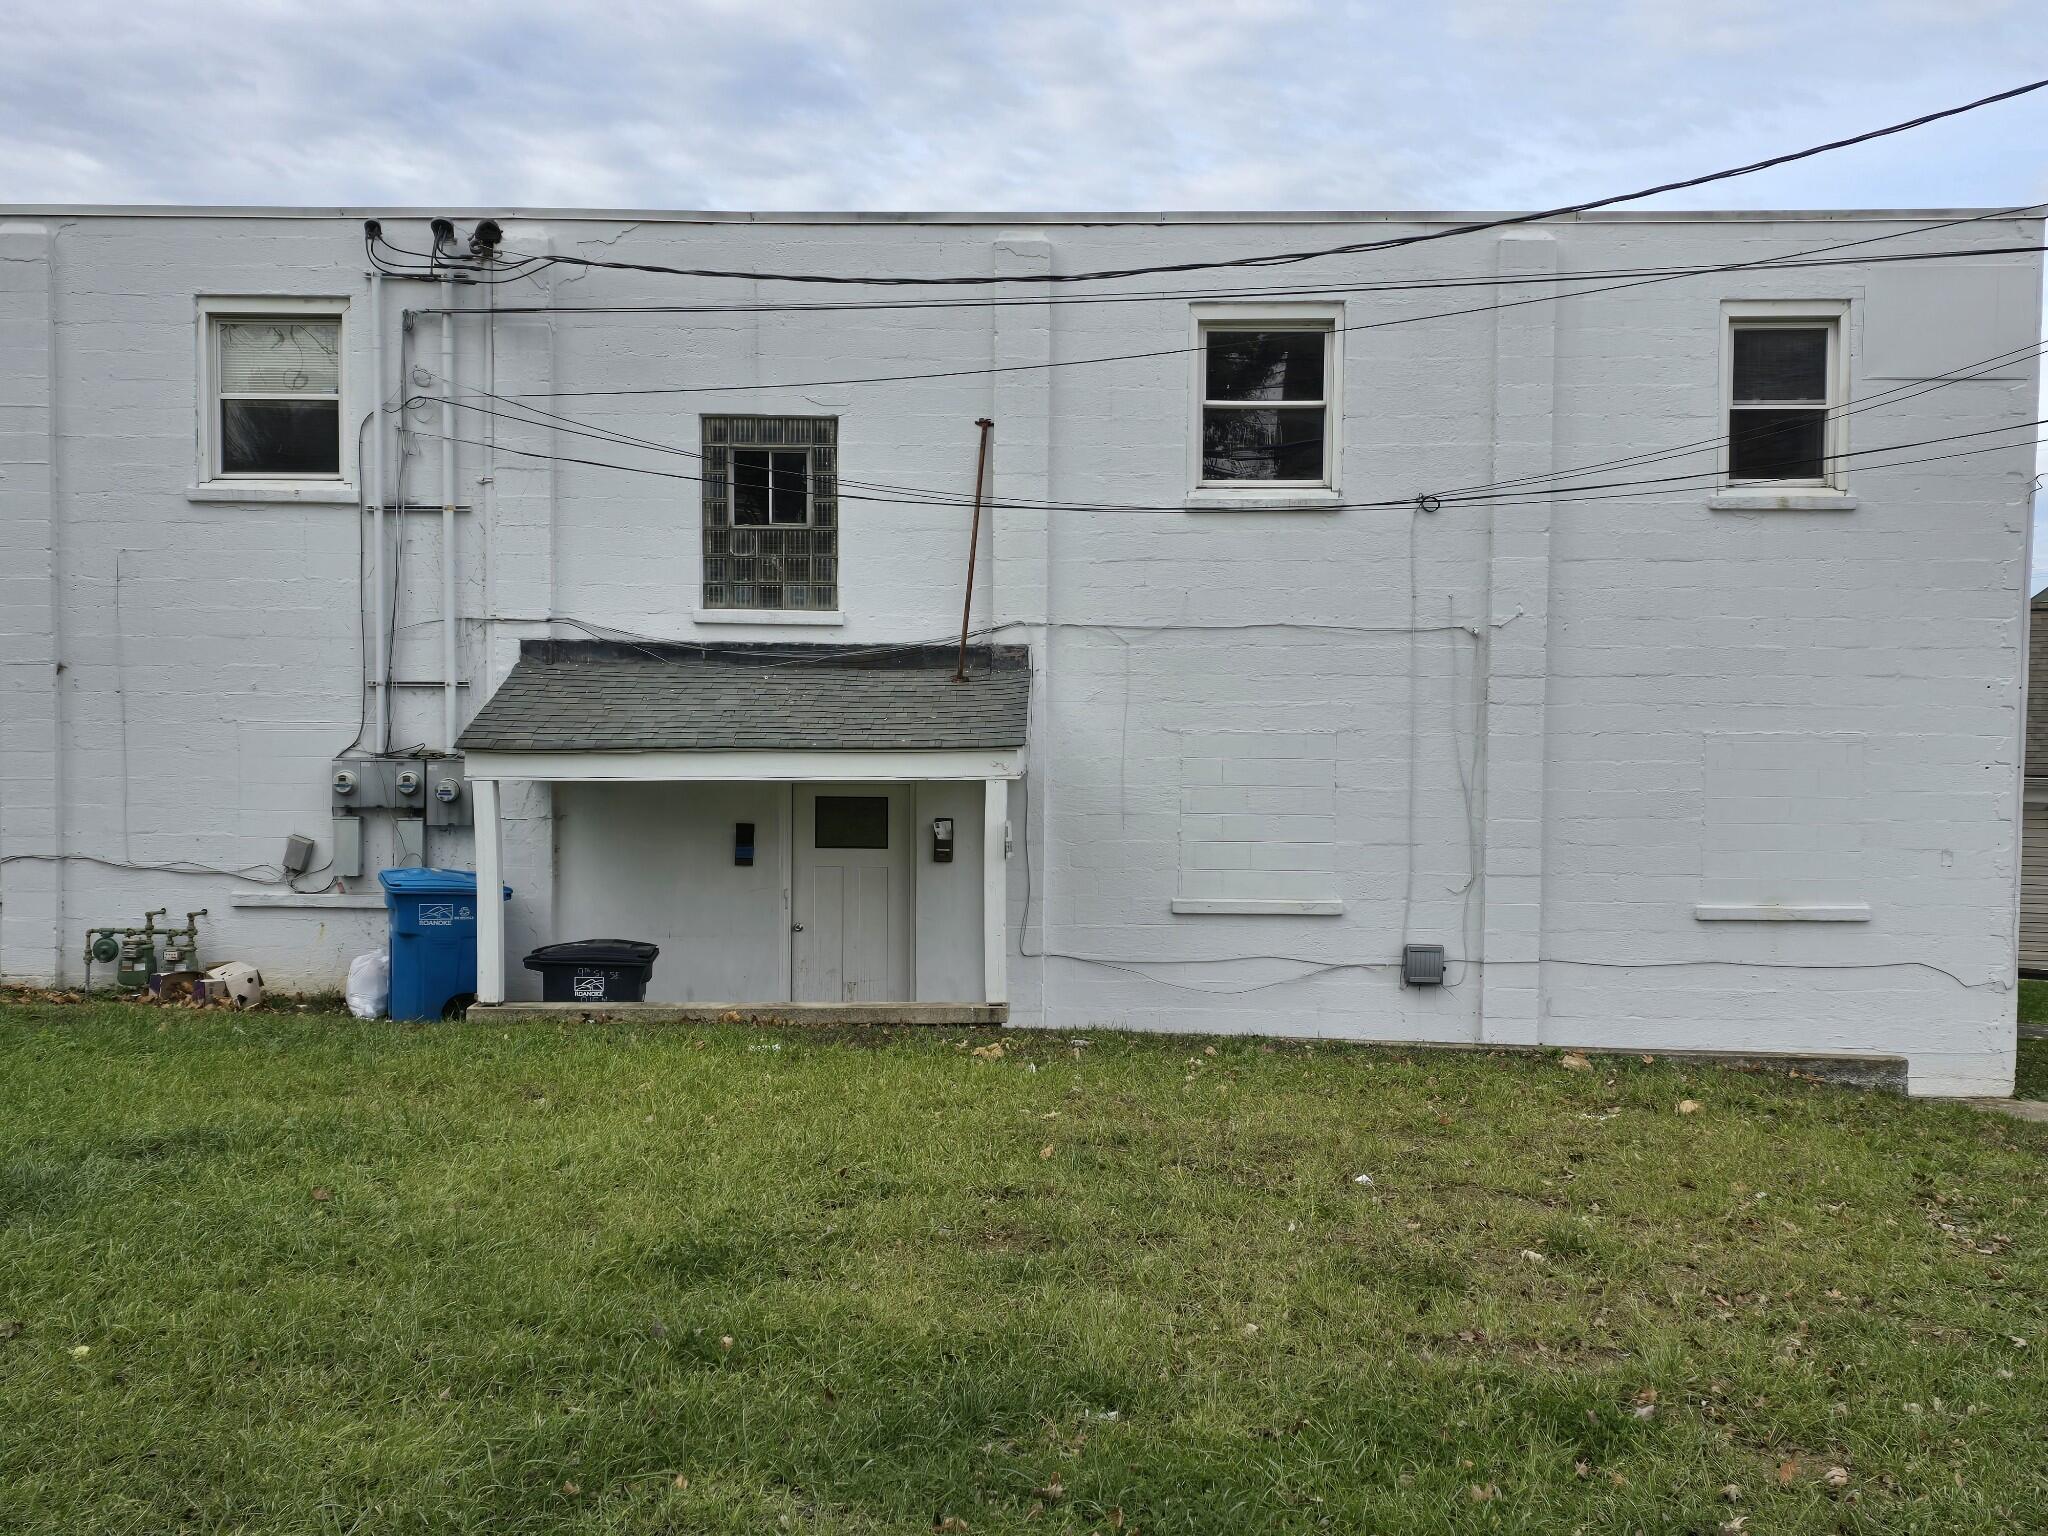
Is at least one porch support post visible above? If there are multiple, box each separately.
[983,778,1007,1006]
[473,777,506,1004]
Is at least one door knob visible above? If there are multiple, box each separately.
[791,923,804,932]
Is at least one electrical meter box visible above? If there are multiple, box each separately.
[425,758,471,827]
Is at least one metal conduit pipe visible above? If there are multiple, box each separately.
[440,275,459,753]
[369,264,389,752]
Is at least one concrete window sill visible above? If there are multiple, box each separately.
[1171,897,1345,916]
[230,891,386,910]
[1183,489,1341,513]
[1693,903,1871,922]
[1707,490,1858,513]
[691,609,846,627]
[187,483,361,505]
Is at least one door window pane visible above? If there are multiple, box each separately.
[1728,408,1826,480]
[815,795,889,849]
[1732,327,1828,403]
[221,399,342,475]
[1202,406,1324,481]
[1205,330,1325,401]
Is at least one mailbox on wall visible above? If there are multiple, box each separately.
[932,817,954,863]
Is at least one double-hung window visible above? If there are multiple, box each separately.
[1195,312,1338,492]
[1725,311,1842,486]
[207,307,345,480]
[701,415,838,612]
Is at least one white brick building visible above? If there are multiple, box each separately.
[1,206,2039,1094]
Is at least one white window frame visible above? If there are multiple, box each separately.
[730,445,816,529]
[1188,302,1343,508]
[192,295,355,502]
[1719,300,1848,492]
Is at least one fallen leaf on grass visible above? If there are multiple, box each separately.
[69,1344,90,1359]
[562,1482,580,1496]
[1677,1100,1703,1115]
[1777,1459,1801,1485]
[1573,1461,1590,1479]
[673,1475,688,1490]
[935,1517,970,1533]
[0,1321,21,1340]
[311,1187,332,1202]
[1468,1484,1497,1502]
[1824,1466,1850,1489]
[1040,1144,1054,1160]
[1520,1249,1545,1264]
[1559,1052,1592,1072]
[719,1335,734,1351]
[970,1042,1005,1060]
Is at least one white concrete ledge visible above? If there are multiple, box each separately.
[1706,491,1858,512]
[691,608,846,626]
[187,483,361,504]
[469,1000,1006,1025]
[230,891,386,910]
[1171,897,1345,916]
[1692,903,1872,922]
[1182,490,1341,513]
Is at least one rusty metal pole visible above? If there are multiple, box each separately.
[955,417,995,683]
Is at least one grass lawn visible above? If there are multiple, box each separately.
[2016,980,2048,1099]
[2,998,2044,1534]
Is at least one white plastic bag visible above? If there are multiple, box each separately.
[345,950,389,1019]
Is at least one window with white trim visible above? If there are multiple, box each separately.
[1196,317,1335,488]
[1726,315,1841,485]
[208,312,344,479]
[701,415,838,611]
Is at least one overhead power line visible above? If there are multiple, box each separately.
[495,238,2048,400]
[419,329,2048,516]
[408,414,2048,520]
[410,78,2048,290]
[429,215,2045,320]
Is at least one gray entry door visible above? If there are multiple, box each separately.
[792,785,913,1002]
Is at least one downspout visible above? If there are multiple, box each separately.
[368,259,389,752]
[440,275,459,752]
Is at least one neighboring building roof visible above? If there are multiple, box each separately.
[458,639,1030,754]
[2031,596,2048,781]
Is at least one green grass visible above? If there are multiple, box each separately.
[2015,980,2048,1099]
[2,998,2044,1534]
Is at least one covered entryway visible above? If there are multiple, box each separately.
[456,639,1028,1013]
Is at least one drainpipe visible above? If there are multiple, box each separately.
[440,275,459,753]
[368,259,389,753]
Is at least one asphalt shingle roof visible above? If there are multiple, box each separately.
[458,639,1030,754]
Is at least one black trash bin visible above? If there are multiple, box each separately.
[523,939,661,1003]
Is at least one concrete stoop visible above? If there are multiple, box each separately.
[467,1001,1006,1026]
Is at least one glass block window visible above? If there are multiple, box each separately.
[702,415,838,611]
[1728,321,1837,483]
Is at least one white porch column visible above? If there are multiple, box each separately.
[983,778,1007,1006]
[473,777,506,1004]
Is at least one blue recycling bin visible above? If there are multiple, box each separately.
[379,868,512,1021]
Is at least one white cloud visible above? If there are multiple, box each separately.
[3,0,2044,210]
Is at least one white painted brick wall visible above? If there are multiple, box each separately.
[0,207,2037,1093]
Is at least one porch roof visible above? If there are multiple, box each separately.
[457,639,1030,754]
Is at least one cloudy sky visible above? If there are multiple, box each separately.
[3,0,2043,212]
[6,0,2045,570]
